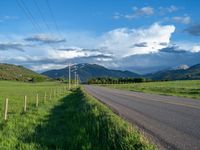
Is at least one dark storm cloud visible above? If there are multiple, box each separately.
[25,35,66,44]
[0,43,25,52]
[159,46,187,53]
[111,50,200,74]
[57,48,80,51]
[57,48,107,55]
[132,42,148,47]
[159,42,168,46]
[184,24,200,36]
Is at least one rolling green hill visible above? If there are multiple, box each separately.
[0,63,47,82]
[42,63,139,82]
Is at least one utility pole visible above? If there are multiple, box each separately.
[74,71,76,86]
[68,64,71,90]
[76,74,79,85]
[74,65,77,86]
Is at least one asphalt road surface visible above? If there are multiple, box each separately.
[84,85,200,150]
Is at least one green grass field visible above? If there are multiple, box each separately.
[0,81,155,149]
[101,80,200,99]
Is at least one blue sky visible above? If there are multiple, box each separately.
[0,0,200,73]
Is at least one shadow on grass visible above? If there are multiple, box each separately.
[19,88,145,150]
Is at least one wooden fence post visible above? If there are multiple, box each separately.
[24,95,27,112]
[50,92,52,100]
[4,98,8,120]
[36,93,39,107]
[44,92,46,102]
[54,89,56,98]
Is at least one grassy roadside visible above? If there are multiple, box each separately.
[0,81,155,149]
[100,80,200,100]
[80,87,155,149]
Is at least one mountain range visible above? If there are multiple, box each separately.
[42,63,200,82]
[0,63,199,82]
[145,63,200,80]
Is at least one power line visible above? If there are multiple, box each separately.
[45,0,63,37]
[17,0,56,49]
[33,0,53,34]
[16,0,40,33]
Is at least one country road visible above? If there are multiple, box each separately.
[84,85,200,150]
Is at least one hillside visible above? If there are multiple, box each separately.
[146,63,200,80]
[0,63,47,82]
[42,63,139,82]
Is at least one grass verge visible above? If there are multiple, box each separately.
[100,80,200,99]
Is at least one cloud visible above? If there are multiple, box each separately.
[24,34,66,44]
[132,42,148,47]
[172,16,191,24]
[134,6,154,15]
[30,64,67,72]
[125,6,154,19]
[0,43,26,52]
[2,50,113,72]
[159,45,187,53]
[110,51,200,74]
[159,5,178,14]
[0,15,18,22]
[174,42,200,53]
[1,22,199,73]
[159,42,168,46]
[113,12,121,20]
[100,23,175,57]
[184,24,200,36]
[192,45,200,52]
[113,5,179,20]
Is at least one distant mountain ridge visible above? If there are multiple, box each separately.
[145,63,200,80]
[42,63,140,82]
[0,63,47,82]
[1,63,199,82]
[42,63,200,81]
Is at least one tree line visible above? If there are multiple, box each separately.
[87,77,151,84]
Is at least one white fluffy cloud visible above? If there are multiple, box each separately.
[0,23,176,71]
[192,45,200,52]
[48,48,103,60]
[30,64,67,72]
[100,23,175,57]
[174,42,200,53]
[2,23,200,72]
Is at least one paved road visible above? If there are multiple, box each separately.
[84,85,200,150]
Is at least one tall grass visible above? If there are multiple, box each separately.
[0,81,66,121]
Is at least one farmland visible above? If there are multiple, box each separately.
[100,80,200,99]
[0,81,154,149]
